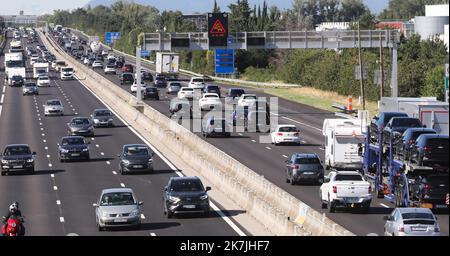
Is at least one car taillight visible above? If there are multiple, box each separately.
[292,164,299,170]
[424,184,432,189]
[368,185,372,193]
[423,146,432,151]
[332,186,337,193]
[398,226,405,232]
[277,132,283,136]
[434,225,440,233]
[408,140,415,145]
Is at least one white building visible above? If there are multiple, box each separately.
[414,4,449,52]
[425,4,449,17]
[315,22,350,32]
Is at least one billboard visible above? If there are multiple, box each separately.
[215,49,234,74]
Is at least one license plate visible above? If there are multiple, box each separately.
[13,166,23,169]
[435,204,448,209]
[411,226,427,231]
[183,205,196,209]
[71,154,80,157]
[303,172,315,175]
[133,165,143,168]
[345,197,359,203]
[113,218,127,223]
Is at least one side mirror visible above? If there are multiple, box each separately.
[323,177,330,183]
[138,201,144,206]
[87,142,91,144]
[92,203,98,207]
[164,186,168,191]
[206,186,212,191]
[32,152,37,155]
[383,216,390,221]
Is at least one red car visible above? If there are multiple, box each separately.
[121,64,133,73]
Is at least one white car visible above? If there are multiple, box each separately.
[271,125,301,145]
[104,65,116,75]
[130,81,147,93]
[30,54,39,65]
[199,93,221,111]
[60,67,75,80]
[52,60,66,71]
[92,60,103,69]
[37,76,51,87]
[177,87,194,99]
[384,208,440,236]
[237,94,257,107]
[188,77,206,89]
[44,99,64,116]
[83,57,90,65]
[319,170,372,213]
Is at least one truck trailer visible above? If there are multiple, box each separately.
[155,52,179,78]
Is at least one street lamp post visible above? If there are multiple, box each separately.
[357,21,365,111]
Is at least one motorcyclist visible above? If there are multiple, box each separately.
[2,202,24,236]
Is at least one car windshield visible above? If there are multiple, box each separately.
[4,146,31,156]
[61,137,84,145]
[125,146,148,156]
[171,180,204,192]
[294,157,320,164]
[402,212,434,220]
[100,192,136,206]
[182,88,193,91]
[123,74,133,79]
[392,118,421,127]
[62,68,73,72]
[230,89,244,95]
[278,126,297,132]
[334,174,363,181]
[94,110,111,117]
[244,95,256,99]
[170,83,181,87]
[47,100,61,106]
[72,119,90,125]
[156,77,165,81]
[192,78,204,83]
[12,76,22,80]
[205,94,218,98]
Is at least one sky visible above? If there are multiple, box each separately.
[0,0,389,16]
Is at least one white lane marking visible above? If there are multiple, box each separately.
[91,138,95,141]
[150,233,156,236]
[60,217,65,223]
[2,87,5,93]
[39,122,43,126]
[0,94,4,104]
[140,214,146,219]
[95,144,99,148]
[43,139,46,143]
[37,113,40,116]
[238,133,243,136]
[106,161,111,165]
[100,152,104,156]
[265,146,271,150]
[0,106,2,117]
[48,163,52,167]
[301,140,307,143]
[319,147,325,151]
[72,108,76,111]
[45,147,48,150]
[282,155,288,158]
[251,139,256,143]
[46,155,50,158]
[380,203,390,208]
[38,118,41,121]
[112,171,117,175]
[51,174,55,178]
[42,133,45,136]
[75,112,78,115]
[56,200,61,205]
[280,115,322,132]
[40,128,44,131]
[120,183,125,187]
[76,77,247,236]
[53,186,58,191]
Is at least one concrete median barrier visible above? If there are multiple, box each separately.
[40,30,353,236]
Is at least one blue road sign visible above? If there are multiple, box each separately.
[106,32,121,45]
[141,50,150,57]
[215,49,234,74]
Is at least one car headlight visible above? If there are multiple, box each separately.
[88,126,94,130]
[60,149,69,153]
[108,118,113,122]
[200,194,208,200]
[1,160,8,164]
[101,212,109,218]
[27,158,34,163]
[168,196,181,204]
[93,119,99,123]
[82,148,89,152]
[122,160,130,165]
[148,158,153,163]
[129,209,140,217]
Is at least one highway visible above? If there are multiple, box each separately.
[70,30,449,236]
[0,33,243,236]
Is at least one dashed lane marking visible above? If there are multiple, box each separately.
[51,174,55,178]
[106,161,111,165]
[48,163,52,168]
[265,147,271,150]
[56,200,61,205]
[251,139,256,142]
[100,152,104,156]
[53,186,58,191]
[282,155,288,158]
[60,217,65,223]
[380,203,390,208]
[112,171,117,175]
[120,183,125,187]
[1,94,5,104]
[150,233,156,236]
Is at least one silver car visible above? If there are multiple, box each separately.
[44,99,64,116]
[93,188,143,231]
[384,207,440,236]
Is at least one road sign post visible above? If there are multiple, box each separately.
[106,32,121,46]
[136,46,142,103]
[208,13,228,48]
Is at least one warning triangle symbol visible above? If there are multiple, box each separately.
[210,19,226,34]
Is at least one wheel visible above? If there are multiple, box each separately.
[328,196,335,213]
[321,202,327,209]
[203,210,210,217]
[290,178,296,186]
[167,210,173,219]
[286,177,290,183]
[119,166,124,175]
[1,171,5,176]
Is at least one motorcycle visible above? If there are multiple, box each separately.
[2,215,25,236]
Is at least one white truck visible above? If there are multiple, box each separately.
[155,52,179,78]
[9,40,23,53]
[319,170,372,213]
[322,119,366,170]
[4,52,26,85]
[380,97,449,134]
[33,63,49,79]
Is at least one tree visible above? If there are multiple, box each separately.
[339,0,366,21]
[212,0,221,13]
[422,65,446,101]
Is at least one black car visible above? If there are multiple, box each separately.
[58,136,90,162]
[227,88,245,99]
[383,117,423,142]
[118,144,154,174]
[203,85,221,98]
[67,117,94,136]
[154,76,167,87]
[141,71,153,82]
[410,134,448,167]
[201,117,231,138]
[399,128,437,160]
[411,173,449,209]
[285,153,324,185]
[120,73,134,85]
[115,60,124,69]
[143,87,159,100]
[1,144,36,175]
[91,109,114,128]
[370,112,408,140]
[9,75,24,87]
[163,176,211,218]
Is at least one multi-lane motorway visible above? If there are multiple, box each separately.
[0,33,243,236]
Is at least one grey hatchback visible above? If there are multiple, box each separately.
[93,188,143,231]
[285,153,324,185]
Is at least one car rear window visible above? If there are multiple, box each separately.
[244,95,257,99]
[230,89,244,94]
[125,146,149,156]
[403,219,435,225]
[294,157,320,164]
[94,110,111,117]
[72,119,90,125]
[4,146,31,156]
[182,88,193,91]
[192,78,204,83]
[334,174,363,181]
[278,126,297,132]
[171,180,204,192]
[392,118,421,127]
[47,100,61,106]
[411,131,435,141]
[402,212,434,220]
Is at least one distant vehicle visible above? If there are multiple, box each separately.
[130,80,147,93]
[410,173,449,210]
[92,60,103,69]
[319,170,372,213]
[118,144,154,174]
[119,73,134,85]
[156,52,179,78]
[91,109,114,128]
[122,64,133,73]
[104,64,116,75]
[135,70,153,82]
[93,188,143,231]
[285,153,324,185]
[383,117,423,142]
[67,117,94,136]
[370,112,408,140]
[163,176,211,218]
[60,67,75,80]
[399,128,437,161]
[245,110,270,133]
[169,100,192,120]
[83,57,90,65]
[199,93,221,111]
[33,63,49,79]
[52,60,66,72]
[166,82,182,94]
[115,60,124,69]
[409,134,448,167]
[9,75,24,87]
[384,208,440,236]
[58,136,90,162]
[177,87,194,100]
[237,94,257,108]
[203,85,221,98]
[22,82,39,96]
[154,76,167,88]
[271,125,301,145]
[0,144,36,176]
[188,77,205,89]
[143,87,160,100]
[202,117,231,138]
[37,76,51,87]
[44,99,64,116]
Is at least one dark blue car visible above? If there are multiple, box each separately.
[410,134,449,167]
[58,136,90,162]
[400,128,436,160]
[370,112,408,139]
